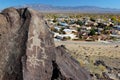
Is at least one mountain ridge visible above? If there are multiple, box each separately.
[16,4,120,13]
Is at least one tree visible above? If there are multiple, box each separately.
[89,28,96,36]
[59,27,65,34]
[77,27,82,39]
[77,27,81,32]
[53,19,57,23]
[76,20,83,26]
[103,26,112,34]
[97,23,106,28]
[90,17,96,22]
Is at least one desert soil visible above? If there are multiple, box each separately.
[55,41,120,80]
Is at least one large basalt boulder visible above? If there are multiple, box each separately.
[0,8,91,80]
[53,45,91,80]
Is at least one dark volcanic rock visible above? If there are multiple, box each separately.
[0,7,91,80]
[53,46,91,80]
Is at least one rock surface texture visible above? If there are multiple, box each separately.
[0,8,91,80]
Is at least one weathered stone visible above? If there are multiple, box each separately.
[52,46,91,80]
[0,7,91,80]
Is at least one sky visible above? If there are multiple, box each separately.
[0,0,120,9]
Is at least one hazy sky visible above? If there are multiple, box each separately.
[0,0,120,9]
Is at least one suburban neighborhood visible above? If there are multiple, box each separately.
[46,14,120,42]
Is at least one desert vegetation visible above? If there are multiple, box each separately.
[55,41,120,80]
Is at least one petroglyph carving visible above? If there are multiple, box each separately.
[28,29,41,50]
[27,27,48,68]
[27,54,45,68]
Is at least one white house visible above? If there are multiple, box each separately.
[54,33,77,40]
[53,32,60,37]
[63,29,77,34]
[86,27,92,30]
[61,34,77,40]
[54,26,61,31]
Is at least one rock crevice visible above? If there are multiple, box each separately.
[51,61,65,80]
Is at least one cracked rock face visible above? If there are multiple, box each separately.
[0,8,91,80]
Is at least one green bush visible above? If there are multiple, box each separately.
[89,28,96,36]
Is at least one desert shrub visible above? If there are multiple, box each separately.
[63,36,71,40]
[98,65,106,72]
[50,27,58,32]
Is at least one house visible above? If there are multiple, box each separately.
[59,22,68,26]
[69,24,80,28]
[113,25,120,31]
[62,34,77,40]
[54,26,61,31]
[63,29,77,34]
[54,33,77,40]
[54,38,61,41]
[113,25,120,35]
[94,22,98,26]
[86,27,92,30]
[54,32,60,37]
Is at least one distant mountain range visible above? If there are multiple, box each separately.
[17,4,120,13]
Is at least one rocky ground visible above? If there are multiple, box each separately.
[55,41,120,80]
